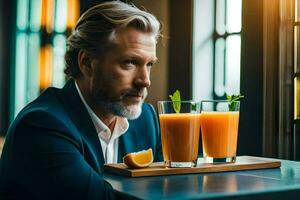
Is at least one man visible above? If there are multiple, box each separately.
[0,1,162,199]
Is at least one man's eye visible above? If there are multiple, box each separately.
[123,60,136,66]
[147,62,154,67]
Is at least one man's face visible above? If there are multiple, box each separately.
[88,28,157,119]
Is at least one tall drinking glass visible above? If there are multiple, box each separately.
[200,100,240,163]
[158,101,201,168]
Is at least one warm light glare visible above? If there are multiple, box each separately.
[203,175,237,192]
[39,45,53,90]
[41,0,54,32]
[67,0,80,29]
[295,26,299,73]
[296,0,300,21]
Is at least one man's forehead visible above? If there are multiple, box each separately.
[112,28,156,46]
[121,51,158,61]
[104,28,156,59]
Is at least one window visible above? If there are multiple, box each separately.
[12,0,79,120]
[294,0,300,159]
[193,0,242,101]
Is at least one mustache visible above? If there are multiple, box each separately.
[120,89,147,98]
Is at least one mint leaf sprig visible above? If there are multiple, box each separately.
[226,94,244,111]
[169,90,181,113]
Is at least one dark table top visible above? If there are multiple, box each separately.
[104,158,300,199]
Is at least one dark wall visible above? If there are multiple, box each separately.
[239,0,263,156]
[80,0,127,14]
[168,0,193,99]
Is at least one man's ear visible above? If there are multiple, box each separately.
[78,50,93,77]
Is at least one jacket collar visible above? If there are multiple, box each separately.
[58,79,105,171]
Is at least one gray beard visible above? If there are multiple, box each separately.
[95,100,143,120]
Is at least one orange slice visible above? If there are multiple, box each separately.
[123,148,153,169]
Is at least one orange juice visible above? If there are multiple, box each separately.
[200,111,239,158]
[159,113,201,162]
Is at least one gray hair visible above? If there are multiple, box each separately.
[64,1,161,78]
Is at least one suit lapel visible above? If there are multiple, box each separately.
[58,79,105,172]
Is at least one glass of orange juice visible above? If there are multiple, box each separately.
[158,101,201,167]
[200,100,240,163]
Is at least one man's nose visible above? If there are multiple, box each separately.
[134,66,151,88]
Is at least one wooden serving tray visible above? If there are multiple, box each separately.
[104,156,281,177]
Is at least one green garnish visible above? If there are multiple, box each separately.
[169,90,181,113]
[226,94,244,111]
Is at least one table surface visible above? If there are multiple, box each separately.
[104,157,300,199]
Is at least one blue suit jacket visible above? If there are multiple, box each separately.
[0,80,162,200]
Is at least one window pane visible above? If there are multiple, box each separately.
[295,77,300,120]
[39,45,53,90]
[295,26,300,73]
[29,0,42,31]
[296,0,300,22]
[14,33,28,116]
[17,0,29,30]
[216,0,226,35]
[225,35,241,94]
[27,33,41,102]
[226,0,242,33]
[54,0,67,32]
[41,0,55,33]
[67,0,80,29]
[192,0,215,101]
[53,34,66,88]
[214,38,225,97]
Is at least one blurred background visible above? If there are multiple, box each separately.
[0,0,299,160]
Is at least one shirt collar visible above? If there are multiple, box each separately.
[74,81,129,143]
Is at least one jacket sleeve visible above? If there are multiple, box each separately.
[9,115,115,200]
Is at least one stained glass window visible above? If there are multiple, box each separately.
[294,0,300,120]
[12,0,79,120]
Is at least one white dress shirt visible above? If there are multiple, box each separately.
[75,82,129,164]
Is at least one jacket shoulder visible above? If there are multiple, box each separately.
[9,88,81,143]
